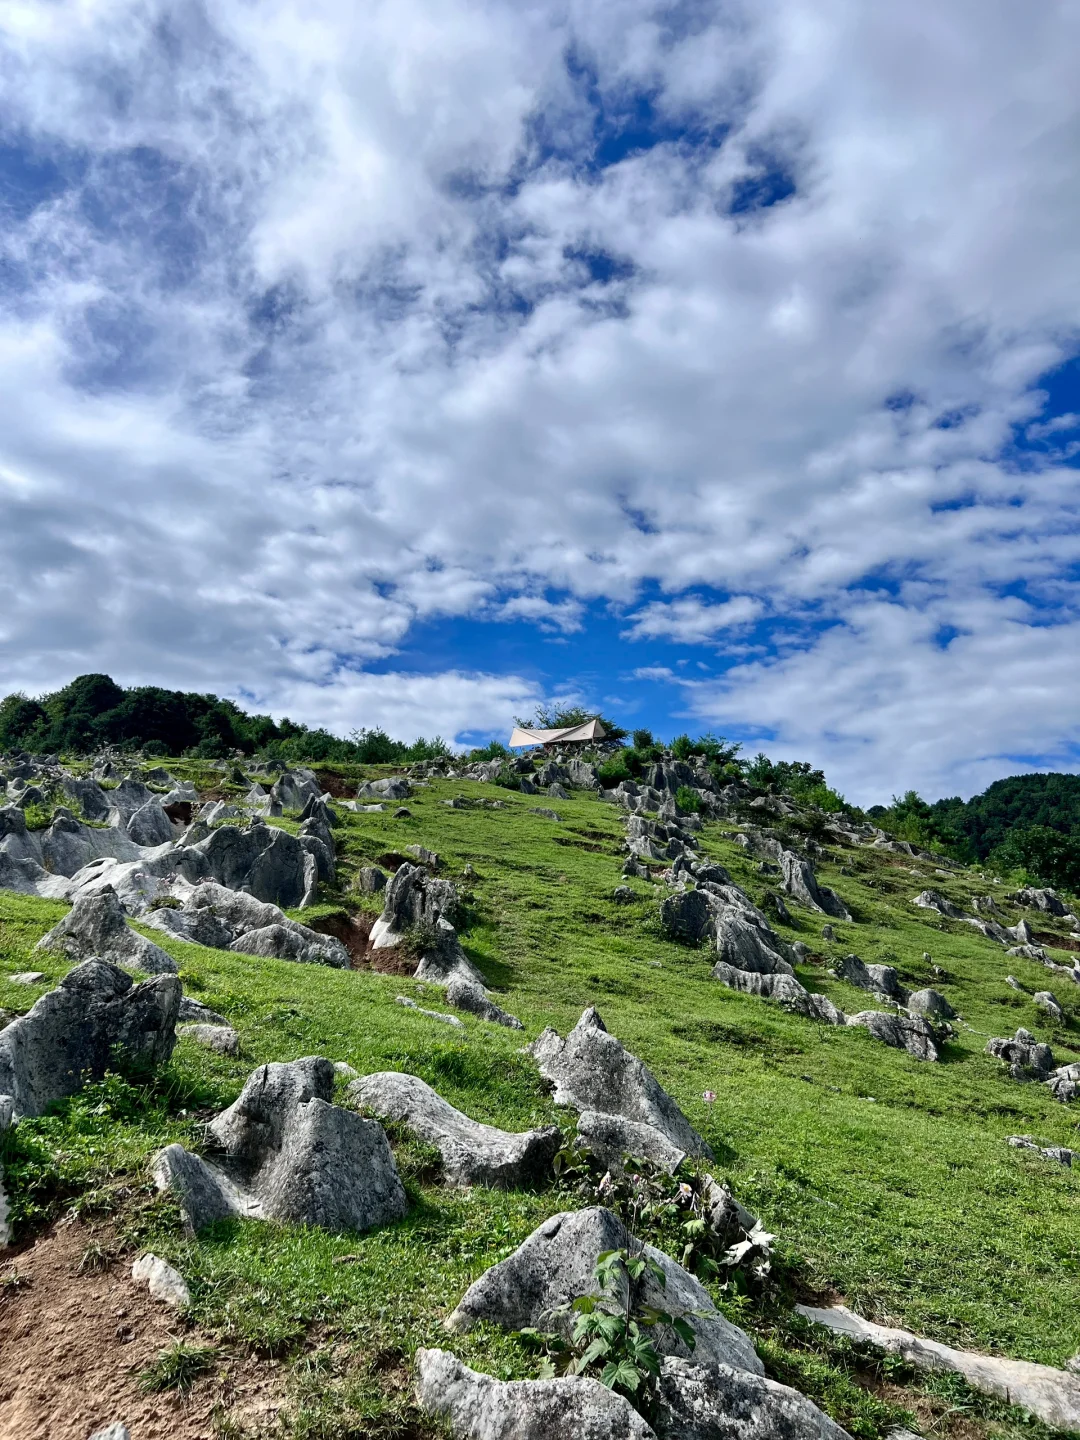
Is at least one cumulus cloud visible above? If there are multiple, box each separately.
[0,0,1078,787]
[623,595,765,642]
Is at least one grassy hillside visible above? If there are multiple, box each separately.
[2,769,1079,1438]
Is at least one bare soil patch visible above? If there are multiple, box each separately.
[0,1221,283,1440]
[306,910,374,968]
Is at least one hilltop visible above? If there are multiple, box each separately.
[0,737,1078,1439]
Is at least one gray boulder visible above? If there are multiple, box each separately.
[35,887,177,974]
[356,776,411,801]
[656,1357,851,1440]
[0,960,179,1121]
[107,777,156,821]
[229,922,349,968]
[143,903,235,949]
[413,917,488,988]
[445,1206,763,1376]
[189,822,315,909]
[350,1072,560,1188]
[270,768,322,812]
[912,890,967,920]
[530,1008,711,1158]
[356,865,388,894]
[714,911,793,976]
[1018,887,1067,916]
[529,807,561,820]
[126,798,175,847]
[660,889,714,944]
[445,975,523,1029]
[712,964,846,1025]
[60,776,111,822]
[154,1057,407,1234]
[907,988,956,1019]
[847,1011,939,1061]
[986,1029,1056,1081]
[1034,991,1064,1022]
[779,851,852,922]
[178,996,228,1025]
[370,863,460,949]
[414,1348,654,1440]
[180,1023,240,1055]
[575,1110,688,1173]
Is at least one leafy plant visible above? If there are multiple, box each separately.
[674,786,701,815]
[138,1340,217,1394]
[21,803,55,832]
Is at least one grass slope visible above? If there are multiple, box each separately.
[1,774,1079,1438]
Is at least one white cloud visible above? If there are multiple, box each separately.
[624,595,765,642]
[0,0,1079,781]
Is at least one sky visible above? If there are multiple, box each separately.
[1,0,1079,806]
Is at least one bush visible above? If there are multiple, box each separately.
[468,739,510,762]
[671,733,694,761]
[675,786,701,814]
[494,766,521,791]
[597,755,632,789]
[632,728,655,751]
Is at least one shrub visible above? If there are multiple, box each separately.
[597,755,632,789]
[674,786,701,814]
[671,733,694,760]
[632,728,655,751]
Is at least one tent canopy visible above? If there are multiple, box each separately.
[509,718,607,748]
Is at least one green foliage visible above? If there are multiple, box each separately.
[0,672,450,764]
[675,785,701,814]
[597,754,633,788]
[671,733,694,760]
[988,826,1080,891]
[632,728,655,751]
[515,703,628,741]
[20,802,54,831]
[138,1341,217,1394]
[926,773,1080,861]
[468,739,510,761]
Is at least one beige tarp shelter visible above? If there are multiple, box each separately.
[508,719,607,748]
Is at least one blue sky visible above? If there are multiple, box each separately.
[1,0,1079,805]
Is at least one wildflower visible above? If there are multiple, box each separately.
[702,1089,717,1104]
[677,1181,693,1200]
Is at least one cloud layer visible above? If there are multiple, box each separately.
[1,0,1079,800]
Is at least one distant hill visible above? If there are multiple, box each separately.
[928,773,1080,859]
[0,672,447,765]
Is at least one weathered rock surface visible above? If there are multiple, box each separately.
[0,960,179,1121]
[907,988,956,1019]
[575,1109,688,1172]
[986,1029,1056,1081]
[912,889,967,920]
[798,1305,1080,1433]
[446,1206,763,1376]
[370,863,459,949]
[846,1011,939,1062]
[350,1072,560,1188]
[154,1057,407,1234]
[780,851,852,922]
[35,887,178,975]
[714,909,794,975]
[180,1023,240,1055]
[657,1356,851,1440]
[131,1252,190,1307]
[660,889,714,944]
[414,1347,654,1440]
[529,1007,711,1158]
[357,776,411,801]
[712,964,846,1025]
[445,974,523,1029]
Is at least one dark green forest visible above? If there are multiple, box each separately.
[0,673,448,765]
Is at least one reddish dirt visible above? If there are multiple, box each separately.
[376,852,413,873]
[1034,929,1080,953]
[306,910,375,968]
[315,770,355,800]
[0,1221,285,1440]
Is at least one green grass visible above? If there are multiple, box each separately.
[2,773,1079,1436]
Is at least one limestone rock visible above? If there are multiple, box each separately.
[178,996,228,1025]
[370,864,460,949]
[445,975,523,1029]
[712,964,846,1025]
[350,1072,560,1188]
[414,1347,654,1440]
[660,889,714,944]
[445,1206,763,1376]
[88,1425,131,1440]
[907,988,956,1019]
[356,865,388,894]
[986,1029,1055,1081]
[180,1023,240,1055]
[1034,991,1064,1022]
[797,1305,1080,1433]
[126,798,175,847]
[780,851,852,922]
[847,1011,940,1061]
[229,922,349,968]
[396,995,465,1027]
[529,1007,711,1158]
[656,1356,851,1440]
[912,890,966,920]
[575,1110,688,1173]
[154,1057,407,1234]
[357,776,411,800]
[714,911,793,976]
[131,1252,190,1307]
[0,960,179,1122]
[35,887,177,975]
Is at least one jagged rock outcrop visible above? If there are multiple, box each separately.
[986,1028,1056,1081]
[145,881,349,967]
[798,1305,1080,1433]
[370,863,459,949]
[446,1206,763,1375]
[356,776,411,801]
[779,851,852,921]
[529,1007,711,1159]
[35,887,178,974]
[154,1057,407,1234]
[847,1011,939,1062]
[0,960,179,1122]
[657,1356,851,1440]
[350,1072,560,1188]
[414,1348,654,1440]
[445,973,523,1029]
[907,988,956,1019]
[574,1110,689,1172]
[660,889,714,944]
[712,964,846,1025]
[912,890,967,920]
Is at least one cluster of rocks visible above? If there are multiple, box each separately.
[660,869,944,1061]
[986,1028,1080,1102]
[913,887,1080,976]
[367,860,522,1027]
